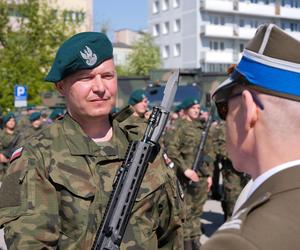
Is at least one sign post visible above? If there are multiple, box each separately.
[14,85,27,108]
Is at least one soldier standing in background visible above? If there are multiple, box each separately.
[0,32,184,249]
[122,89,149,140]
[17,104,36,130]
[0,112,21,181]
[166,97,213,250]
[20,111,44,142]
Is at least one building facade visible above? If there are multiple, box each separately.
[148,0,300,72]
[6,0,93,32]
[48,0,93,32]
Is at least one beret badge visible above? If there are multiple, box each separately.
[80,46,97,66]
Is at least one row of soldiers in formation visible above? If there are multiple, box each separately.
[0,106,64,182]
[0,89,247,250]
[119,89,250,249]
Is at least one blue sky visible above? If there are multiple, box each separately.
[93,0,148,40]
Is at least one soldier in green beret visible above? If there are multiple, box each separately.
[0,112,22,181]
[20,111,44,142]
[17,104,37,130]
[202,24,300,250]
[123,89,149,140]
[165,97,213,250]
[49,108,64,122]
[0,32,184,249]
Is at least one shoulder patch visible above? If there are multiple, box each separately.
[10,147,23,163]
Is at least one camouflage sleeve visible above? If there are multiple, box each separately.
[122,153,185,250]
[164,126,189,174]
[0,145,60,249]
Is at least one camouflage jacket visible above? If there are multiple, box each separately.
[0,112,184,249]
[0,129,22,159]
[165,118,213,183]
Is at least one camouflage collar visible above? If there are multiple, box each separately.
[62,114,128,159]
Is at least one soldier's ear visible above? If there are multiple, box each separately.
[242,90,258,131]
[55,81,66,96]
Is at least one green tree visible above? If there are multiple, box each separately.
[0,0,77,110]
[126,34,161,76]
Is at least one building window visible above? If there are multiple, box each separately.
[153,24,160,36]
[240,43,245,52]
[209,15,225,25]
[239,19,245,27]
[162,45,170,58]
[290,22,300,31]
[173,0,180,8]
[173,19,181,32]
[162,0,169,11]
[162,21,170,34]
[281,0,300,7]
[173,43,181,56]
[152,0,159,14]
[209,40,225,51]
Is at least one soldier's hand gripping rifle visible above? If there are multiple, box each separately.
[91,69,180,250]
[189,94,215,184]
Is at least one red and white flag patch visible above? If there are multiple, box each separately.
[10,147,23,163]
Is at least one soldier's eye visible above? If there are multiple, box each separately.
[101,73,115,80]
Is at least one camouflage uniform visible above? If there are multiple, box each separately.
[18,123,44,145]
[0,112,184,249]
[165,118,213,247]
[211,121,249,219]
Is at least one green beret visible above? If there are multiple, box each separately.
[27,104,35,111]
[174,103,183,112]
[128,89,147,105]
[181,98,200,110]
[3,112,15,125]
[29,111,41,122]
[45,32,113,83]
[49,108,64,120]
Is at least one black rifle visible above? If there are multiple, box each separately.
[91,69,179,250]
[189,95,215,184]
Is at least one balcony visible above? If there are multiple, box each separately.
[201,51,234,64]
[201,24,234,38]
[238,27,257,40]
[280,7,300,21]
[238,2,276,17]
[200,0,234,13]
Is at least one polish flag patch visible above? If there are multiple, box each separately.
[10,147,23,163]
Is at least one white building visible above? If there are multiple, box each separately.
[113,29,145,66]
[148,0,300,72]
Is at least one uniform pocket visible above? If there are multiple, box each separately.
[49,164,95,240]
[0,167,31,225]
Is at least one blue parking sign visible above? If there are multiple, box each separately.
[14,85,27,107]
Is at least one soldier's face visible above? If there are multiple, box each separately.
[57,59,117,120]
[133,98,148,117]
[6,118,16,130]
[186,104,201,120]
[32,118,42,128]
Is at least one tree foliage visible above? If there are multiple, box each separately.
[0,0,77,110]
[126,34,161,76]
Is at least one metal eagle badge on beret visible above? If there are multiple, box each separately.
[80,46,97,66]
